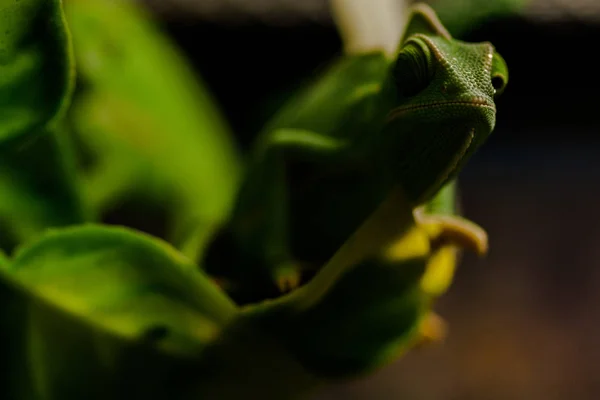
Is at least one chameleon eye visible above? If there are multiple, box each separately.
[393,42,433,98]
[490,51,508,98]
[491,75,506,93]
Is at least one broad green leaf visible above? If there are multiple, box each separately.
[0,225,237,398]
[0,127,88,253]
[0,0,74,146]
[8,224,237,351]
[64,0,242,259]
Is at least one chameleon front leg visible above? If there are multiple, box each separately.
[232,128,349,294]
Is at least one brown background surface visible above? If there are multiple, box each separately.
[314,147,600,399]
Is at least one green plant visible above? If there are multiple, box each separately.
[0,0,507,398]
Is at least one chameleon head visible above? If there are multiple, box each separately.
[374,4,508,205]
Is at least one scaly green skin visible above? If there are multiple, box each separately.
[205,3,508,304]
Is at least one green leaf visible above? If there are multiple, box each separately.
[0,225,237,398]
[8,224,237,350]
[64,0,242,259]
[0,127,88,253]
[0,0,74,147]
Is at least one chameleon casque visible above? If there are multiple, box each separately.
[204,3,508,306]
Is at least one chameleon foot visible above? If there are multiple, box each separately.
[274,264,302,293]
[418,214,488,297]
[414,211,488,256]
[414,312,447,348]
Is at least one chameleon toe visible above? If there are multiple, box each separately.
[414,312,447,348]
[274,265,302,293]
[415,211,488,256]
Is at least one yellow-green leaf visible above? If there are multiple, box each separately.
[0,128,88,253]
[0,224,238,398]
[7,225,237,351]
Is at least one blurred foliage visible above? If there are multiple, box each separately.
[0,128,87,252]
[0,0,73,147]
[429,0,531,36]
[63,0,242,261]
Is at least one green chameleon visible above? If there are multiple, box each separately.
[205,3,508,305]
[0,3,511,393]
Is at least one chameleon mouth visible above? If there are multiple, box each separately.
[443,128,475,181]
[386,98,495,122]
[409,127,475,205]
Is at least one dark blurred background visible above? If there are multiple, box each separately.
[143,0,600,398]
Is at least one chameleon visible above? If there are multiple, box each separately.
[204,3,508,305]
